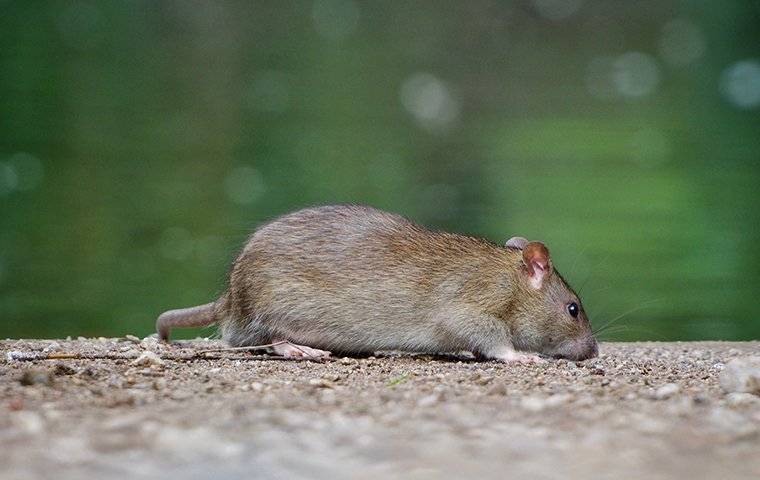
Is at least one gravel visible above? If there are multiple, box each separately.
[720,356,760,395]
[1,338,759,480]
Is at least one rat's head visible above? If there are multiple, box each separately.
[505,237,598,361]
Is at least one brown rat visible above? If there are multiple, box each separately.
[156,204,598,362]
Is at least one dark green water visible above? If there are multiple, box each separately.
[2,1,759,340]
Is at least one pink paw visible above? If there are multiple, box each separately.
[487,346,545,364]
[272,341,331,360]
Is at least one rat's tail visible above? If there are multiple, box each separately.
[156,301,217,342]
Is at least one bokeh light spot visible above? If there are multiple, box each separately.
[613,52,660,98]
[720,60,760,109]
[0,162,19,196]
[224,165,266,205]
[400,73,460,133]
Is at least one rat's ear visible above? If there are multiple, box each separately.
[505,236,529,249]
[522,241,552,289]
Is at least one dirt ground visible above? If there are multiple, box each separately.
[1,338,759,480]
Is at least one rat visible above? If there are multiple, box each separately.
[156,204,598,363]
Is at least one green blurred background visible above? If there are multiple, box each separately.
[1,1,759,340]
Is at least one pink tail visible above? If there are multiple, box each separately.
[156,302,216,341]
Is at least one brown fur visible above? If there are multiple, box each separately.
[157,204,597,360]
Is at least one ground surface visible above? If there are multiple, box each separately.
[1,338,759,480]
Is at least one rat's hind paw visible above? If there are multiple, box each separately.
[272,341,332,360]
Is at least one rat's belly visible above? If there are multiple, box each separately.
[254,287,471,353]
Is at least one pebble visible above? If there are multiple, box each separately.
[521,394,571,412]
[42,341,61,353]
[707,407,757,437]
[655,383,680,400]
[417,394,440,407]
[308,378,333,388]
[725,392,759,407]
[123,334,141,344]
[11,411,45,434]
[487,383,508,396]
[131,351,164,367]
[719,357,760,395]
[170,390,192,401]
[140,335,160,350]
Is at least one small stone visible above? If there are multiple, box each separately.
[308,378,333,388]
[488,383,508,396]
[170,390,192,401]
[417,394,440,407]
[250,382,265,392]
[141,335,160,350]
[655,383,680,400]
[707,407,757,437]
[339,357,352,365]
[131,351,164,367]
[719,357,760,395]
[725,392,759,407]
[123,334,141,343]
[19,369,52,386]
[521,396,547,412]
[11,411,45,434]
[42,341,61,353]
[152,379,167,391]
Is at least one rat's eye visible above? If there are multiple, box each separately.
[567,302,579,318]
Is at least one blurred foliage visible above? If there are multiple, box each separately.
[1,1,759,340]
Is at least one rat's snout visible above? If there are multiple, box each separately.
[555,336,598,361]
[584,339,599,360]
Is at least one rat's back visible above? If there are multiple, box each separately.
[219,204,509,352]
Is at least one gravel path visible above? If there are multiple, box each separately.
[1,338,759,480]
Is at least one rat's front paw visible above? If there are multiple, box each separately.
[497,352,544,364]
[485,346,545,364]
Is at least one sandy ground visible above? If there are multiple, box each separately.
[1,338,759,480]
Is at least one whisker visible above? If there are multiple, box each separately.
[591,298,664,336]
[594,325,630,339]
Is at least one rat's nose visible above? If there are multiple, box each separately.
[575,338,598,361]
[587,340,599,359]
